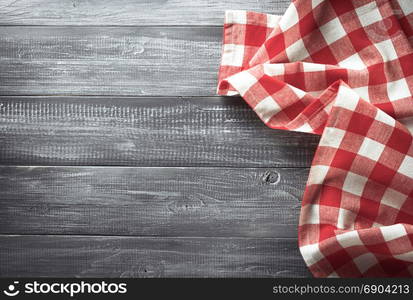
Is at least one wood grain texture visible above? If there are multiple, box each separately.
[0,0,312,279]
[0,26,222,96]
[0,0,289,26]
[0,166,308,238]
[0,235,310,277]
[0,96,318,167]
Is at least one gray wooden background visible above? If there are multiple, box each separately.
[0,0,318,277]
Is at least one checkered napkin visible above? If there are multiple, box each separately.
[217,0,413,277]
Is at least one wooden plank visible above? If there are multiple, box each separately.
[0,166,308,238]
[0,235,310,277]
[0,96,318,167]
[0,26,225,96]
[0,0,289,26]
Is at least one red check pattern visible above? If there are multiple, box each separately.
[217,0,413,277]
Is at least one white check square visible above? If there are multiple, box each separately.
[398,155,413,179]
[353,86,370,102]
[343,172,368,196]
[227,71,257,96]
[319,127,346,148]
[295,123,314,133]
[302,62,326,72]
[285,39,310,61]
[225,10,247,24]
[290,85,306,99]
[221,44,244,67]
[398,0,413,16]
[356,2,382,27]
[336,230,364,248]
[375,109,396,127]
[381,188,407,209]
[337,208,357,230]
[339,53,366,70]
[263,64,285,76]
[334,85,361,111]
[380,224,407,242]
[387,78,411,101]
[301,204,320,225]
[395,251,413,262]
[254,96,281,123]
[300,243,324,266]
[267,15,282,28]
[320,18,346,45]
[358,137,385,161]
[375,39,398,62]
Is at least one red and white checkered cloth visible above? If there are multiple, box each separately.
[217,0,413,277]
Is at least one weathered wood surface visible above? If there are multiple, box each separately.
[0,166,308,237]
[0,0,289,26]
[0,235,310,277]
[0,0,313,278]
[0,26,222,96]
[0,96,318,167]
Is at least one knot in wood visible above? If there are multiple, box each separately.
[261,170,280,185]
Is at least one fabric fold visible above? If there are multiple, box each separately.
[217,0,413,277]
